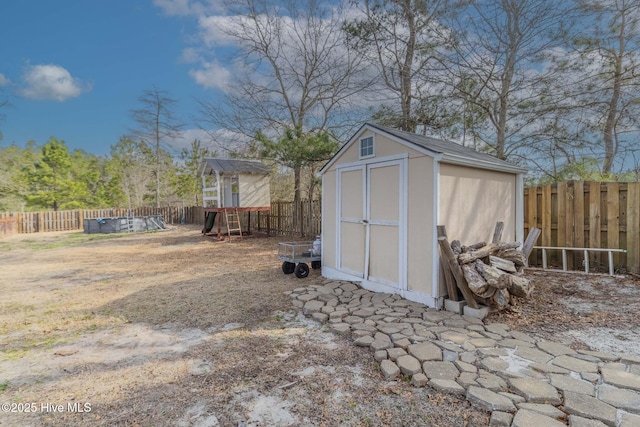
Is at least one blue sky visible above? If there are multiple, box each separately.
[0,1,218,156]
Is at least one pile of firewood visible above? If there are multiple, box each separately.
[438,223,541,311]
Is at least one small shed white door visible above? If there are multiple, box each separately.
[337,167,366,277]
[337,159,405,289]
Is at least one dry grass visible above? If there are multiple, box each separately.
[0,226,488,427]
[487,269,640,347]
[2,227,638,426]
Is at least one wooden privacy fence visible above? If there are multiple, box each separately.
[255,200,321,237]
[0,206,205,235]
[0,200,322,238]
[525,181,640,274]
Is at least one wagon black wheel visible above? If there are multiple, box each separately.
[311,260,321,270]
[282,261,295,274]
[294,263,310,278]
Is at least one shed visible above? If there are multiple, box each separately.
[200,157,271,238]
[319,123,527,308]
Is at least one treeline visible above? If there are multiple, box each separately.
[0,137,209,212]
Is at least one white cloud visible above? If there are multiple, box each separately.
[197,15,237,47]
[153,0,200,16]
[180,47,201,63]
[20,64,89,101]
[178,128,211,144]
[153,0,225,17]
[189,60,230,90]
[0,73,9,86]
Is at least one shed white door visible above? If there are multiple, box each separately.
[338,160,404,289]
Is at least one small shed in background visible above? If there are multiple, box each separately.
[200,158,271,239]
[319,123,527,308]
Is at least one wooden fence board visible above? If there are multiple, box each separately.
[541,184,552,247]
[573,181,585,266]
[628,183,640,274]
[588,182,601,265]
[607,183,620,266]
[557,182,567,247]
[526,186,539,264]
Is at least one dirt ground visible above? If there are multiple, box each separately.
[0,226,639,427]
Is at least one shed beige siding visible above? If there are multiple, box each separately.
[330,131,426,167]
[407,155,434,296]
[438,163,517,244]
[322,170,337,269]
[239,174,270,207]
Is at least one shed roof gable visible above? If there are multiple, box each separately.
[320,123,527,174]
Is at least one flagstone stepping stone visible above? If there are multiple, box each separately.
[549,373,595,396]
[380,359,400,380]
[407,342,442,362]
[489,411,513,427]
[396,354,422,375]
[422,361,459,380]
[552,355,599,373]
[466,386,516,412]
[511,409,566,427]
[537,341,576,357]
[563,391,617,427]
[596,384,640,414]
[509,378,561,405]
[516,402,565,419]
[601,368,640,392]
[567,415,608,427]
[429,379,466,395]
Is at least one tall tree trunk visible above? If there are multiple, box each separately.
[602,12,625,175]
[496,2,519,161]
[401,5,416,132]
[294,166,302,235]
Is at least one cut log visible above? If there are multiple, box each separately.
[462,241,488,252]
[492,221,504,243]
[438,237,479,309]
[499,274,534,299]
[489,256,517,273]
[476,259,508,288]
[491,288,511,310]
[451,239,462,255]
[458,243,497,264]
[496,248,526,267]
[476,284,497,299]
[496,242,522,250]
[462,263,491,296]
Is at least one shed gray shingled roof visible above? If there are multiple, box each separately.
[201,158,270,175]
[367,123,527,173]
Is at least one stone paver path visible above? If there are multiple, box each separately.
[287,280,640,427]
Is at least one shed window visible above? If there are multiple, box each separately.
[360,136,374,158]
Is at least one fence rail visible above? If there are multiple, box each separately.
[0,200,322,238]
[524,181,640,274]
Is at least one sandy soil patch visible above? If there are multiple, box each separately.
[1,227,638,426]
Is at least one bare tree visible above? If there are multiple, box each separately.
[344,0,453,132]
[570,0,640,174]
[131,86,183,207]
[199,0,371,208]
[447,0,572,160]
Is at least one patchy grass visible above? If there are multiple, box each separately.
[0,226,491,426]
[0,230,128,251]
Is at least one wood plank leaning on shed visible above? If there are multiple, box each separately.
[437,235,479,309]
[437,225,460,302]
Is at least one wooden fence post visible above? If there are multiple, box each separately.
[607,183,620,267]
[628,182,640,274]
